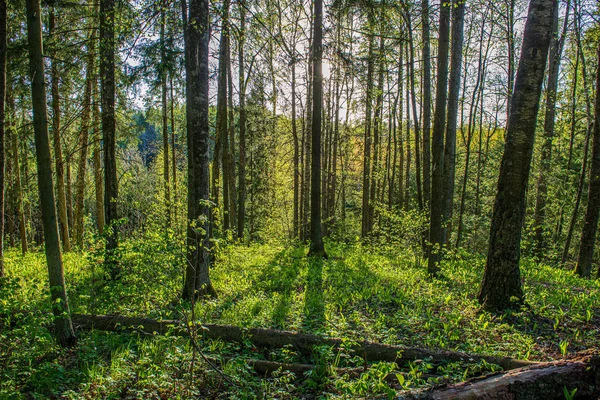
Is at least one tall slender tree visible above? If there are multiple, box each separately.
[574,42,600,279]
[308,0,326,257]
[100,0,118,277]
[49,9,71,253]
[428,0,451,275]
[26,0,77,346]
[478,0,558,311]
[0,0,5,277]
[182,0,216,299]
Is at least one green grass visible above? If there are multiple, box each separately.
[1,238,599,398]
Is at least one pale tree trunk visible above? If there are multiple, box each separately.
[479,0,557,311]
[92,78,104,235]
[26,0,77,346]
[49,9,71,253]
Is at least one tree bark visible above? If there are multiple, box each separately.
[361,19,375,238]
[71,313,534,371]
[421,0,431,209]
[26,0,77,346]
[182,0,216,300]
[161,3,171,228]
[100,0,118,277]
[533,1,569,254]
[49,9,71,253]
[0,0,5,277]
[75,21,96,248]
[308,0,325,257]
[428,0,450,275]
[237,0,247,240]
[479,0,557,311]
[441,0,465,246]
[575,43,600,278]
[92,78,104,235]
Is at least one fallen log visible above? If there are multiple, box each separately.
[71,314,533,371]
[409,351,600,399]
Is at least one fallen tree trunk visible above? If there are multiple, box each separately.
[71,314,533,370]
[409,351,600,399]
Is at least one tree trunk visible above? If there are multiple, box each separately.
[161,3,171,228]
[0,0,5,277]
[308,0,325,257]
[574,43,600,278]
[533,1,569,254]
[49,9,71,253]
[10,95,28,255]
[428,0,450,275]
[92,78,104,235]
[75,23,96,248]
[182,0,216,300]
[237,0,246,240]
[214,0,229,231]
[421,0,431,209]
[441,0,465,247]
[26,0,77,347]
[361,21,374,238]
[226,34,236,232]
[369,36,385,232]
[478,0,557,311]
[100,0,118,277]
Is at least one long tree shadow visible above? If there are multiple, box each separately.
[302,257,325,332]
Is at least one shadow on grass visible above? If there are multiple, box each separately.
[302,257,325,332]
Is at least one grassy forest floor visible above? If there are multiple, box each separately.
[1,238,600,399]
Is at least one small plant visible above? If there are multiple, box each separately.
[559,340,569,357]
[563,386,577,400]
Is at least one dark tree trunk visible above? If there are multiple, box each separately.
[237,0,247,240]
[441,0,465,246]
[26,0,77,346]
[421,0,431,209]
[161,4,171,228]
[478,0,557,311]
[575,43,600,278]
[0,0,5,277]
[100,0,118,276]
[428,0,450,275]
[533,1,569,253]
[182,0,216,300]
[49,9,71,253]
[215,0,229,231]
[308,0,325,257]
[9,95,28,255]
[226,34,236,232]
[406,18,422,211]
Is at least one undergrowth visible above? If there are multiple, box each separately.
[1,238,599,398]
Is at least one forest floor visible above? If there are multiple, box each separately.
[1,238,599,398]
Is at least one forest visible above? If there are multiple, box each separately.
[0,0,600,397]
